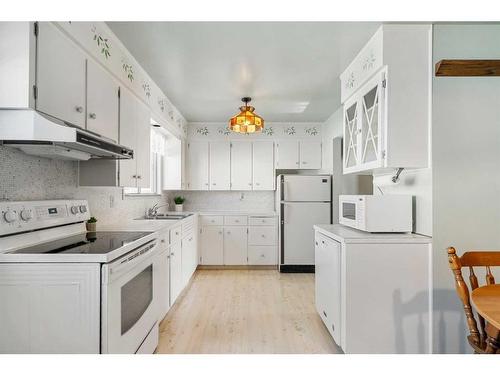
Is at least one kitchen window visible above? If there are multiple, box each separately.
[124,127,166,195]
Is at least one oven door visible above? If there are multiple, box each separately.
[101,240,159,354]
[339,198,359,229]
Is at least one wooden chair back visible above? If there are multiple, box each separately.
[447,247,500,353]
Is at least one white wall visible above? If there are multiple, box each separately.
[432,24,500,354]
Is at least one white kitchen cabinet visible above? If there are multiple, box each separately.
[314,232,341,344]
[36,22,87,128]
[252,141,275,190]
[209,142,231,190]
[314,224,432,353]
[156,233,170,321]
[340,25,431,174]
[164,136,182,190]
[200,226,224,265]
[300,140,322,169]
[86,59,119,142]
[0,263,100,353]
[79,88,151,188]
[276,140,299,169]
[230,141,253,190]
[223,226,248,265]
[169,241,183,304]
[247,246,276,265]
[276,140,322,170]
[187,141,209,190]
[181,232,197,285]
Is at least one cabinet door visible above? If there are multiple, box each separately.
[230,141,253,191]
[358,69,385,169]
[164,137,182,190]
[343,96,360,171]
[181,234,196,285]
[223,226,248,265]
[209,142,231,190]
[169,242,183,304]
[36,22,86,128]
[200,226,223,265]
[156,250,170,321]
[119,87,138,187]
[86,59,119,141]
[135,100,151,188]
[300,141,322,169]
[252,141,274,190]
[276,140,299,169]
[187,141,209,190]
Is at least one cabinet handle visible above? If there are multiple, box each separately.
[213,183,216,186]
[227,231,231,234]
[256,183,260,186]
[171,252,175,256]
[296,161,299,165]
[248,183,252,186]
[137,175,142,179]
[315,241,318,245]
[161,239,165,243]
[205,183,209,186]
[261,234,265,238]
[89,112,96,119]
[235,220,239,223]
[218,231,222,235]
[132,175,137,179]
[302,161,307,164]
[323,310,328,318]
[75,106,84,113]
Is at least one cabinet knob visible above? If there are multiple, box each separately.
[75,106,84,113]
[315,241,318,245]
[261,234,265,238]
[296,161,299,165]
[89,112,96,119]
[205,183,209,186]
[218,231,222,235]
[161,239,165,243]
[175,231,179,235]
[171,252,175,256]
[227,231,231,234]
[256,183,260,186]
[235,220,239,223]
[248,183,252,186]
[137,175,142,179]
[132,175,137,179]
[302,161,307,164]
[213,183,216,186]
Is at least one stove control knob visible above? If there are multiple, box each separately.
[20,210,33,222]
[3,210,18,223]
[71,206,79,215]
[79,205,87,213]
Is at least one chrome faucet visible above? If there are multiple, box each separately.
[147,202,169,218]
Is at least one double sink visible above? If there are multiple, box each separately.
[137,213,193,221]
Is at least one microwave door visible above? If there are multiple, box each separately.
[340,201,358,228]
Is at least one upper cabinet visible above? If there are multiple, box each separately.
[209,142,231,190]
[230,141,253,190]
[276,140,322,170]
[86,60,119,142]
[187,141,209,190]
[252,141,274,190]
[36,22,87,128]
[340,25,431,174]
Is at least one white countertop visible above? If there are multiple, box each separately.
[98,215,195,232]
[314,224,432,244]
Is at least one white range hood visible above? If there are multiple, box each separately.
[0,110,133,161]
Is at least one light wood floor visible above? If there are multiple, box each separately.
[156,269,341,354]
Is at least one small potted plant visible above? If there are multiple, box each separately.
[86,217,97,232]
[173,196,185,212]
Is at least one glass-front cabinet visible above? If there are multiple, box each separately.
[343,67,386,174]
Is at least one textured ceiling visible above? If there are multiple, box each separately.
[108,22,380,122]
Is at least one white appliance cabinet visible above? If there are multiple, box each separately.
[276,140,322,170]
[340,25,431,174]
[314,224,432,354]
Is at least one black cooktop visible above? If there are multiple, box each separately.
[10,231,151,255]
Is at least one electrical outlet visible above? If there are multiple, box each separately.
[240,193,245,201]
[109,195,115,208]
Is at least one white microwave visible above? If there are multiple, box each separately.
[339,195,413,233]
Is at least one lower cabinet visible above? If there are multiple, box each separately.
[199,214,278,266]
[169,241,183,305]
[314,232,341,344]
[200,226,224,265]
[223,226,248,265]
[181,231,197,285]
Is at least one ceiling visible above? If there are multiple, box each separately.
[108,22,381,122]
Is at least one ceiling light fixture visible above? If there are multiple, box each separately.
[229,97,264,134]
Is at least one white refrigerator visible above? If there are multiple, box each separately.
[276,175,332,272]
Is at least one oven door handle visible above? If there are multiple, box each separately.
[102,240,158,284]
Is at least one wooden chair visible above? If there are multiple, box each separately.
[447,247,500,353]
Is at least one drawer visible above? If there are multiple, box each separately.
[200,215,223,226]
[248,226,276,246]
[224,215,248,226]
[158,229,169,248]
[248,246,277,265]
[248,216,276,226]
[169,225,182,245]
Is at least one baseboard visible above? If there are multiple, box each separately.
[196,265,278,271]
[279,264,315,273]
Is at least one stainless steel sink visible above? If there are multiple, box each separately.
[136,213,193,220]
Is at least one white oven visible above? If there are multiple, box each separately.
[339,195,413,233]
[101,239,160,354]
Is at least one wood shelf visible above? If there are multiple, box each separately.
[435,60,500,76]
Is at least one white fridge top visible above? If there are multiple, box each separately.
[314,224,432,244]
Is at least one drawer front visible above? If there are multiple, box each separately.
[200,215,224,226]
[224,215,248,226]
[248,246,277,265]
[182,217,195,233]
[159,229,169,248]
[248,226,276,246]
[248,216,276,226]
[169,225,182,245]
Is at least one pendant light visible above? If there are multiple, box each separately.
[229,97,264,134]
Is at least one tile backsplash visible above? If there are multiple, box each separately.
[0,146,167,225]
[167,190,276,212]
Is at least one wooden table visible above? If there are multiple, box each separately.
[472,285,500,353]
